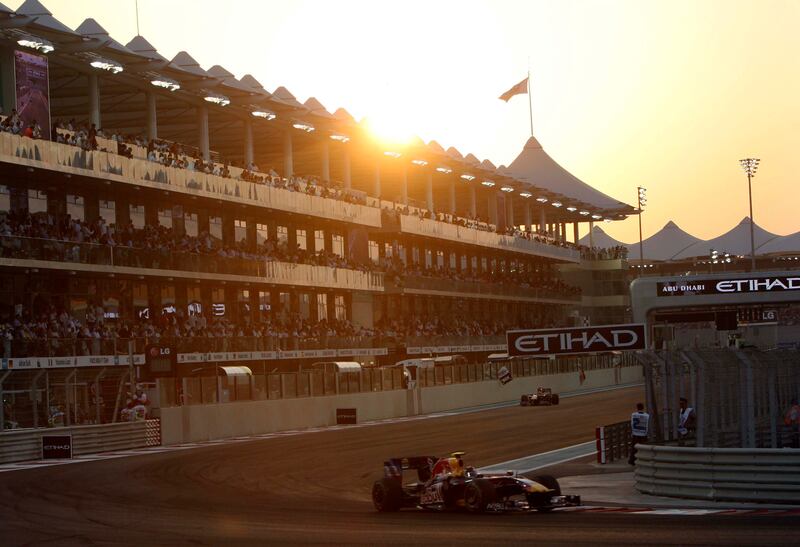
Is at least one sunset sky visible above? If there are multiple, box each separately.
[21,0,799,243]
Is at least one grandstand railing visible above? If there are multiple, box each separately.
[0,235,384,291]
[397,275,581,302]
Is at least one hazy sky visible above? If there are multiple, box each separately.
[17,0,800,242]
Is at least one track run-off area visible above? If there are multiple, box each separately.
[1,385,796,545]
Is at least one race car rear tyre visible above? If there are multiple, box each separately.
[372,479,403,512]
[531,475,561,513]
[463,479,496,513]
[551,394,559,405]
[520,396,529,406]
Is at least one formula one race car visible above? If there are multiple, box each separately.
[372,452,580,513]
[520,387,560,406]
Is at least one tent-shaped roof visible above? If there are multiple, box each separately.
[578,225,625,249]
[505,136,631,212]
[16,0,78,36]
[628,220,701,261]
[271,86,305,109]
[207,65,261,95]
[464,153,481,166]
[239,74,267,93]
[480,159,496,171]
[171,51,211,78]
[427,140,445,154]
[125,35,168,62]
[446,146,463,160]
[672,217,780,260]
[757,229,800,256]
[75,18,132,56]
[333,107,356,124]
[304,97,335,119]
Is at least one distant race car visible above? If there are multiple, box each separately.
[520,387,560,406]
[372,452,580,513]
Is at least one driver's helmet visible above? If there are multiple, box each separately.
[449,452,466,477]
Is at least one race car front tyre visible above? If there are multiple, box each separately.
[463,479,497,513]
[372,478,403,512]
[551,394,559,405]
[531,475,561,512]
[520,395,529,406]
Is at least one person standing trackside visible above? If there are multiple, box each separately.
[678,397,696,439]
[629,403,650,465]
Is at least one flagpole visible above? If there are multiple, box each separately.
[527,68,533,137]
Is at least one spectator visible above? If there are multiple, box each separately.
[678,397,696,438]
[783,398,800,448]
[629,402,650,465]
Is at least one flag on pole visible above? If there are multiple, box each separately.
[498,77,529,102]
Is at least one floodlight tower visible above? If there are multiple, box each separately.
[636,186,646,276]
[739,158,760,272]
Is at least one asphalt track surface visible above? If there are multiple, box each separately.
[1,386,795,546]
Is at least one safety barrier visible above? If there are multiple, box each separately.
[596,420,631,463]
[634,444,800,504]
[0,419,161,464]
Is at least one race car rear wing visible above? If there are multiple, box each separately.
[383,456,437,481]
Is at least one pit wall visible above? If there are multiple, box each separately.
[160,365,643,445]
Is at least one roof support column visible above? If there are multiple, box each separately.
[283,130,293,178]
[320,138,330,182]
[401,164,408,205]
[524,203,532,232]
[197,105,210,161]
[539,207,547,233]
[425,172,434,212]
[506,195,514,229]
[146,92,157,141]
[488,193,498,227]
[468,185,477,218]
[343,147,351,189]
[447,179,456,215]
[374,160,381,199]
[588,221,595,248]
[88,74,101,129]
[243,118,254,166]
[573,222,579,244]
[560,222,566,242]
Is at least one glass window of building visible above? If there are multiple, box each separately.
[0,185,9,212]
[158,207,172,229]
[133,283,148,320]
[298,292,310,319]
[472,256,478,271]
[436,250,444,268]
[334,294,346,320]
[279,291,291,317]
[211,287,226,316]
[66,194,85,221]
[384,242,394,258]
[258,291,271,318]
[161,285,176,314]
[184,211,198,237]
[209,215,223,241]
[316,293,328,321]
[412,246,420,264]
[296,229,307,251]
[238,289,250,316]
[461,255,467,270]
[368,240,379,263]
[187,286,202,316]
[277,225,288,245]
[332,233,344,257]
[314,229,325,251]
[130,204,145,229]
[425,249,432,268]
[28,189,47,214]
[234,219,247,243]
[398,244,406,264]
[256,223,269,245]
[99,199,115,225]
[449,252,456,269]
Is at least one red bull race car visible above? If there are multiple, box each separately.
[520,387,560,406]
[372,452,580,513]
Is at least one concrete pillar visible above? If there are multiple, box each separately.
[320,138,330,182]
[506,195,514,228]
[401,164,409,205]
[88,74,101,128]
[588,221,594,248]
[283,130,293,178]
[198,105,210,161]
[487,194,498,226]
[524,203,532,232]
[448,179,456,215]
[374,160,381,199]
[573,222,579,244]
[146,92,157,140]
[539,208,546,233]
[469,185,477,218]
[243,118,254,166]
[425,173,434,212]
[343,147,351,189]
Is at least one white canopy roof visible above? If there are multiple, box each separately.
[628,220,702,261]
[672,217,780,260]
[578,225,625,249]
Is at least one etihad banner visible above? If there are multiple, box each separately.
[507,324,646,357]
[657,276,800,297]
[14,50,51,140]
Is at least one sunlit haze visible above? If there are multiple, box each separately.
[25,0,800,242]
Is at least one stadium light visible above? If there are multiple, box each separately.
[579,210,590,216]
[292,122,315,132]
[411,159,428,166]
[519,192,532,198]
[17,36,54,54]
[252,110,276,120]
[481,180,495,187]
[89,58,123,74]
[739,157,760,272]
[566,206,577,212]
[330,133,350,143]
[435,166,452,174]
[637,185,646,273]
[204,93,230,106]
[535,197,548,203]
[500,186,514,193]
[460,174,475,181]
[603,218,612,223]
[151,77,180,91]
[591,214,602,220]
[551,201,562,208]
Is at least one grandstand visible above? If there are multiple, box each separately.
[0,1,637,430]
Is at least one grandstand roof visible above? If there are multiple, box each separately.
[628,220,701,261]
[672,217,780,260]
[578,225,625,249]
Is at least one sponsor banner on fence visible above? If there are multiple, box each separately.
[407,344,508,355]
[41,434,72,460]
[507,324,646,357]
[657,275,800,297]
[336,408,357,425]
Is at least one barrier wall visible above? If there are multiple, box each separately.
[159,365,643,444]
[635,444,800,504]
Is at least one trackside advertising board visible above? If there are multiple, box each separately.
[507,324,646,357]
[656,275,800,297]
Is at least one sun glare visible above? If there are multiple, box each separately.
[363,112,417,150]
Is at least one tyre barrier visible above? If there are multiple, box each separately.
[634,444,800,504]
[0,419,161,464]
